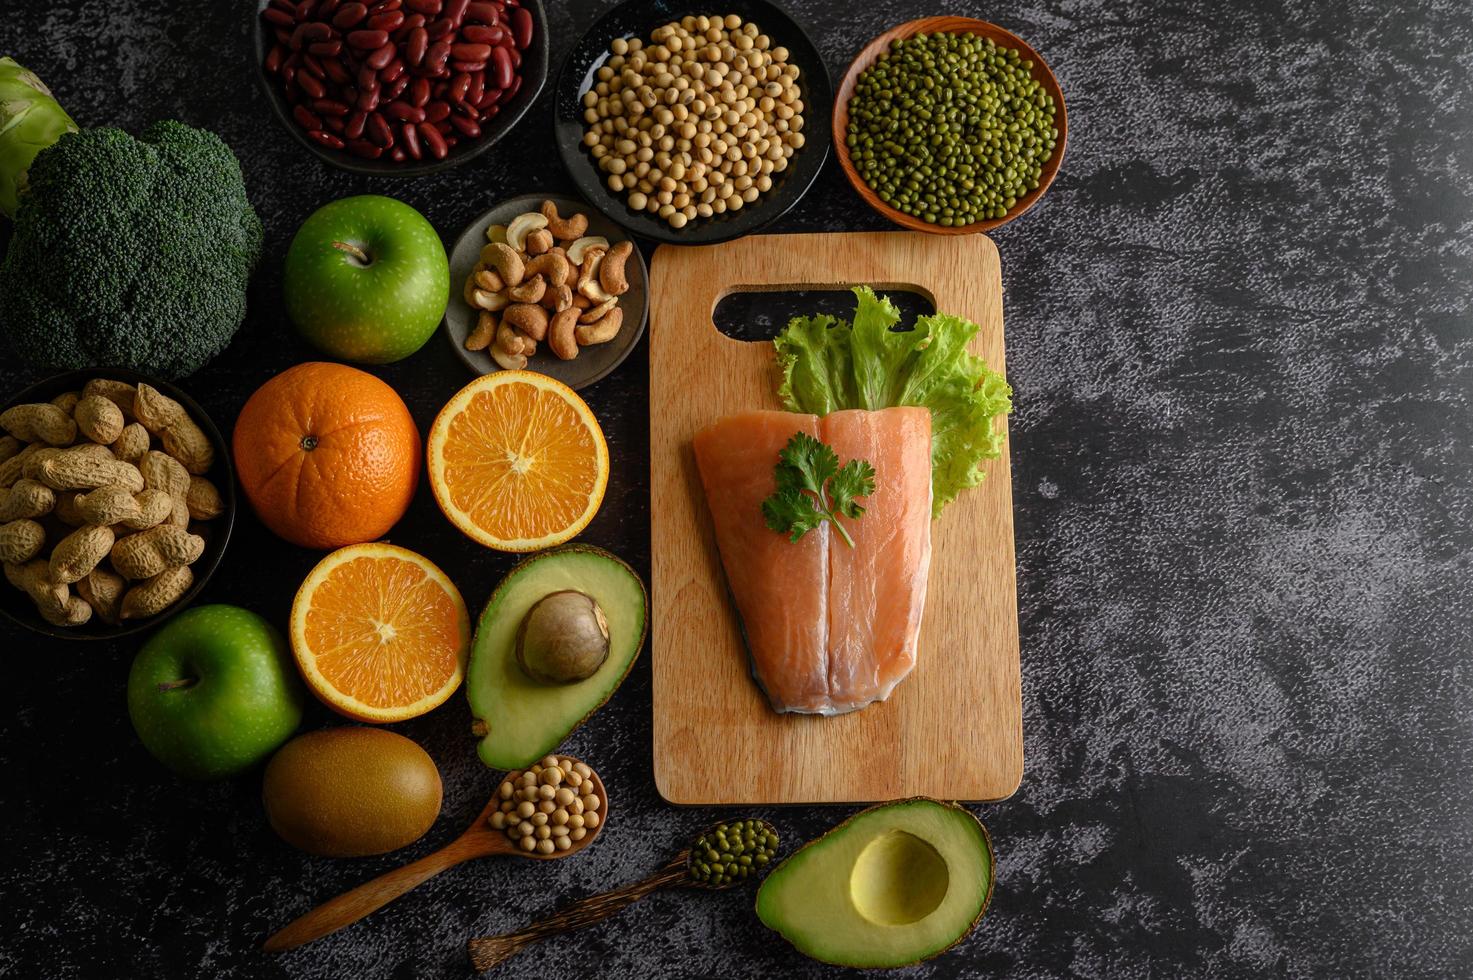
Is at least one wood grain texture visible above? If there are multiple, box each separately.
[832,16,1068,235]
[648,231,1021,805]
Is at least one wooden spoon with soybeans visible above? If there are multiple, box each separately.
[466,818,780,971]
[263,755,607,953]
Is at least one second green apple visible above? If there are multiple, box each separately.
[284,195,449,364]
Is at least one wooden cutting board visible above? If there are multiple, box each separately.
[648,231,1020,804]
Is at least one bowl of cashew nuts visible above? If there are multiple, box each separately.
[443,192,649,390]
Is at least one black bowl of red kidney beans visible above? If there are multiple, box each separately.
[255,0,548,175]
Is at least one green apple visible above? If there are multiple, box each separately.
[127,604,306,780]
[284,194,450,363]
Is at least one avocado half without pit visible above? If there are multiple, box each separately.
[468,545,648,771]
[756,799,995,968]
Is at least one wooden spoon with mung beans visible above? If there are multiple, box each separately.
[466,818,780,971]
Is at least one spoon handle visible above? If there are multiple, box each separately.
[467,854,689,971]
[264,835,492,953]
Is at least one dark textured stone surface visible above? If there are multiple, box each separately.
[2,0,1470,977]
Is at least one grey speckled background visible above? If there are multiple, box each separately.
[2,0,1470,977]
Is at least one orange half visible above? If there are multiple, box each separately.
[427,371,609,552]
[290,543,470,723]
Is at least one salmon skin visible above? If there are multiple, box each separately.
[692,408,932,715]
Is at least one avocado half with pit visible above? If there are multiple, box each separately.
[756,798,994,968]
[467,545,647,770]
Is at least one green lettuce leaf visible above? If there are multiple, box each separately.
[773,286,1012,517]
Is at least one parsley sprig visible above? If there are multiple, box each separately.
[760,432,876,548]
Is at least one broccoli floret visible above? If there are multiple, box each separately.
[0,120,263,378]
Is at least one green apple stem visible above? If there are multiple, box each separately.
[331,240,372,266]
[157,677,197,693]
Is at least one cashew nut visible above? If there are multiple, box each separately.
[576,306,624,347]
[496,321,532,356]
[548,308,581,360]
[473,265,506,293]
[483,242,525,287]
[542,284,574,312]
[491,346,527,370]
[466,311,497,351]
[524,228,554,255]
[576,248,606,294]
[503,303,550,342]
[524,252,570,288]
[579,296,618,323]
[507,275,546,304]
[506,212,549,252]
[599,240,633,297]
[541,200,589,241]
[473,288,510,312]
[485,223,508,245]
[566,236,610,266]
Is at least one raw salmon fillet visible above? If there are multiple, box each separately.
[692,407,932,715]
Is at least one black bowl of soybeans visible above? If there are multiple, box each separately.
[254,0,549,176]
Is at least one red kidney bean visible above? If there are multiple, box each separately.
[396,12,425,35]
[448,60,483,73]
[509,7,531,49]
[450,42,490,61]
[461,24,502,45]
[368,112,394,145]
[366,42,396,69]
[426,17,454,40]
[324,114,346,133]
[367,10,403,31]
[324,58,351,84]
[384,73,409,99]
[384,100,426,123]
[296,0,318,22]
[270,0,296,12]
[345,110,368,138]
[390,146,407,162]
[481,103,500,121]
[465,1,497,23]
[307,129,345,150]
[448,71,471,103]
[262,6,295,27]
[425,38,452,71]
[297,71,326,99]
[348,28,388,48]
[265,43,287,73]
[380,59,405,82]
[405,26,428,64]
[357,65,379,90]
[319,0,343,17]
[369,0,402,13]
[475,86,499,110]
[489,45,512,90]
[275,26,295,45]
[410,77,431,106]
[331,1,366,27]
[405,0,440,12]
[465,70,484,105]
[356,87,380,111]
[508,45,520,70]
[293,105,323,129]
[448,113,480,138]
[443,0,470,26]
[312,97,351,116]
[419,122,448,159]
[348,138,384,159]
[283,64,299,87]
[302,53,326,77]
[400,122,422,159]
[424,99,451,123]
[307,39,342,56]
[433,79,449,98]
[497,72,520,104]
[290,21,331,47]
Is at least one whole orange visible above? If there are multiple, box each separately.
[233,362,420,549]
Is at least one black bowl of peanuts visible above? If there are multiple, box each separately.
[254,0,549,175]
[553,0,831,244]
[0,370,235,641]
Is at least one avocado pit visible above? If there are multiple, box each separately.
[515,590,610,684]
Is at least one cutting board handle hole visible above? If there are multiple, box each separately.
[711,285,937,342]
